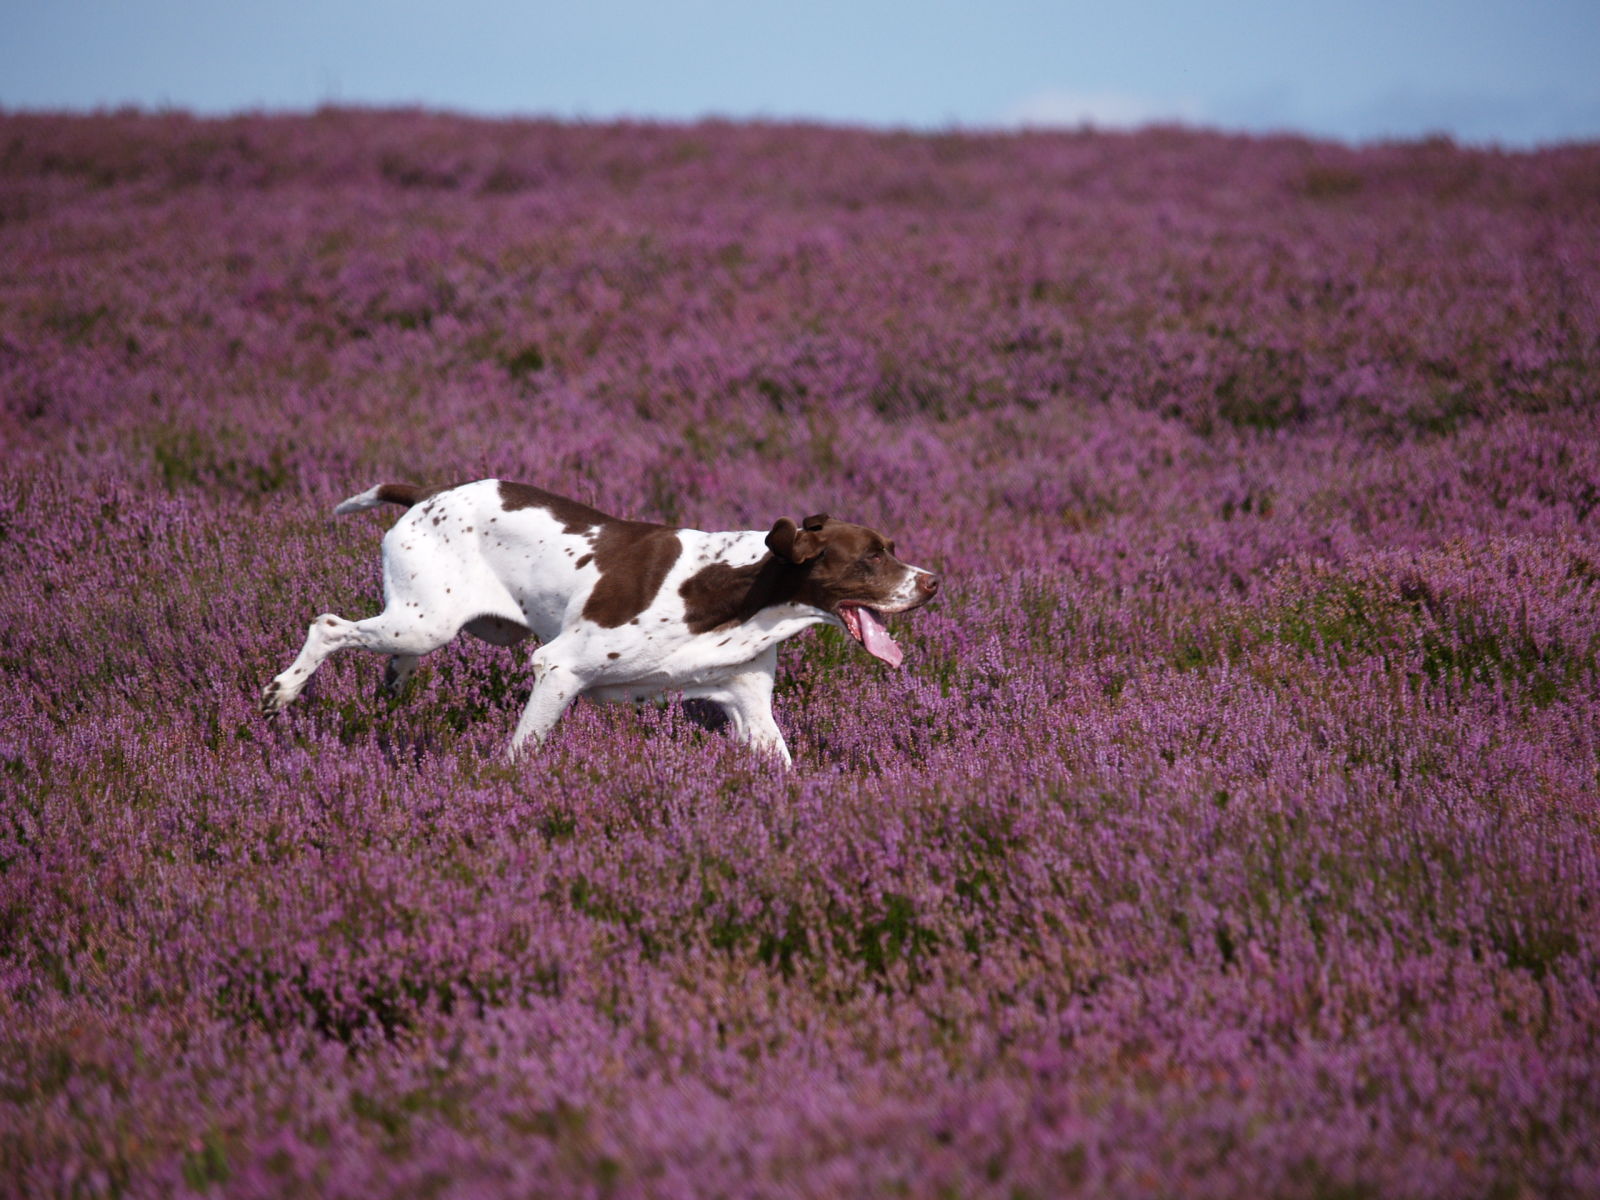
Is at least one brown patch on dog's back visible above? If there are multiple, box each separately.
[497,481,614,534]
[498,481,684,626]
[583,522,683,628]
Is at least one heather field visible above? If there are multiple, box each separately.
[4,109,1600,1198]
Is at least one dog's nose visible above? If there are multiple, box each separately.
[917,572,940,596]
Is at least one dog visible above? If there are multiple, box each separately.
[261,480,939,763]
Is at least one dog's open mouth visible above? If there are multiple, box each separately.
[838,604,903,667]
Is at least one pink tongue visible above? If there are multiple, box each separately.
[856,607,903,667]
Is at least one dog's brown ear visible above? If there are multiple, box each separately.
[766,515,828,564]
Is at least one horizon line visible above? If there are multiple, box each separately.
[4,100,1597,154]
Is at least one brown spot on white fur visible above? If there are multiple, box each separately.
[374,482,450,508]
[497,480,608,534]
[581,522,683,628]
[497,482,685,628]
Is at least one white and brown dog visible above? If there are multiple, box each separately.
[262,480,939,762]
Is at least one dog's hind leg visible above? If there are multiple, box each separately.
[261,608,458,715]
[383,654,421,694]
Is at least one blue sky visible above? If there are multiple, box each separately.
[6,0,1599,146]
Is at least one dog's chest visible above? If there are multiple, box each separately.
[585,627,775,704]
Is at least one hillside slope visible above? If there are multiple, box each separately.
[3,110,1599,1198]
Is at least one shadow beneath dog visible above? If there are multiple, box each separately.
[679,698,730,734]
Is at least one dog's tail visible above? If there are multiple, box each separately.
[333,482,447,516]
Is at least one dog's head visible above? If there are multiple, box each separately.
[765,514,939,666]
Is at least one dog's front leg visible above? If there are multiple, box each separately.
[506,645,592,759]
[718,648,792,766]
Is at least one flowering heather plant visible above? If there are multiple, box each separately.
[3,109,1600,1197]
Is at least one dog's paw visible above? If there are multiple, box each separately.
[260,679,290,716]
